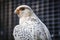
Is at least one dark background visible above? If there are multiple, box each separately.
[0,0,60,40]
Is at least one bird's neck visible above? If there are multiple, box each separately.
[19,13,38,25]
[19,16,30,25]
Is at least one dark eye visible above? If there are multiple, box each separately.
[20,7,25,11]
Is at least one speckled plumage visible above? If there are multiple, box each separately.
[13,5,52,40]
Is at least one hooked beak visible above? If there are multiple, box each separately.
[14,10,16,14]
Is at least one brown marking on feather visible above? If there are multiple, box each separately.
[16,9,20,14]
[16,7,25,15]
[19,7,25,11]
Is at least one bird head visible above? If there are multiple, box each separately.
[14,5,33,18]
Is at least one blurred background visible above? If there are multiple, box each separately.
[0,0,60,40]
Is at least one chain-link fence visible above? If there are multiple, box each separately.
[0,0,60,40]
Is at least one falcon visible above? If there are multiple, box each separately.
[13,5,52,40]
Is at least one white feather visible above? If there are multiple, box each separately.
[13,5,52,40]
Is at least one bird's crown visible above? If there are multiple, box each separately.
[14,5,31,14]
